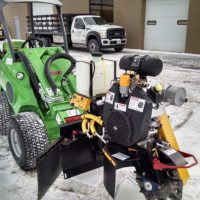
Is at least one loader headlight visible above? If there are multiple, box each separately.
[98,31,107,38]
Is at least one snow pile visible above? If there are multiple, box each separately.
[1,48,200,200]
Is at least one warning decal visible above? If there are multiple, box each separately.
[114,102,127,112]
[66,109,80,117]
[105,91,115,105]
[112,152,130,161]
[128,96,146,112]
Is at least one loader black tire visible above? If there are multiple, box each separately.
[0,91,13,135]
[7,112,48,170]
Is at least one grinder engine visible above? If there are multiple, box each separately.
[102,55,163,147]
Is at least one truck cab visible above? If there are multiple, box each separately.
[71,15,127,52]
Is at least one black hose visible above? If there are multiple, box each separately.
[16,52,40,93]
[44,53,76,95]
[21,37,45,48]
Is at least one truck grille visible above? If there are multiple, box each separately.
[107,28,125,39]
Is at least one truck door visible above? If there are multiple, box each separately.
[71,18,86,45]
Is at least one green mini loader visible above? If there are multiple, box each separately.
[0,0,85,170]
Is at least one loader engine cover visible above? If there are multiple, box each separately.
[103,83,153,146]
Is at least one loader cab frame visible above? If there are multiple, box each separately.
[0,0,69,61]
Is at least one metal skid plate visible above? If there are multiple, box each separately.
[37,138,63,200]
[103,143,141,198]
[61,135,103,179]
[37,135,103,200]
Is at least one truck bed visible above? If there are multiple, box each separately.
[27,14,88,36]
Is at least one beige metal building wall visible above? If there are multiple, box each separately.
[2,1,89,40]
[60,0,89,14]
[186,0,200,54]
[114,0,146,49]
[3,3,28,39]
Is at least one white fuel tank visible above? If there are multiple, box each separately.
[76,55,116,97]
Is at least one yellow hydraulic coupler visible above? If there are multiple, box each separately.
[158,113,189,186]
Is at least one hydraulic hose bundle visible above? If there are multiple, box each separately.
[81,114,106,143]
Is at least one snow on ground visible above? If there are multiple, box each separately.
[0,47,200,200]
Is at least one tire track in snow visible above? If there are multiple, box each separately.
[174,110,193,130]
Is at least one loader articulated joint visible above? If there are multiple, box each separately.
[45,53,76,95]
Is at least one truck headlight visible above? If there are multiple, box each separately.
[99,31,107,38]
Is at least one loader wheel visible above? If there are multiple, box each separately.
[7,112,48,170]
[0,91,13,135]
[88,39,100,53]
[137,170,183,200]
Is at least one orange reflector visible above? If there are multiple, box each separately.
[64,116,82,123]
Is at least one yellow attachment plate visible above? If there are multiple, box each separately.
[70,93,91,111]
[158,113,189,185]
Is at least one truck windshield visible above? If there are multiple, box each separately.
[84,17,107,25]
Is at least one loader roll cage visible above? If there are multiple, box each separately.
[0,0,69,61]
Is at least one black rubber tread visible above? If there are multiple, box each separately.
[7,112,48,170]
[114,47,124,52]
[87,39,101,53]
[44,53,76,94]
[46,37,53,47]
[0,91,13,135]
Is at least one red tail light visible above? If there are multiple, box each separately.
[64,116,82,123]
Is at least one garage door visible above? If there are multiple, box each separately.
[33,3,53,16]
[144,0,189,52]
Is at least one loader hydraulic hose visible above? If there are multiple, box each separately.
[82,118,88,134]
[89,120,96,136]
[45,53,76,95]
[81,114,104,139]
[16,52,40,93]
[21,37,45,48]
[81,114,103,126]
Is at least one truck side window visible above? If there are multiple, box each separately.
[74,18,85,29]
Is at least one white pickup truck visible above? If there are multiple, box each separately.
[27,14,127,53]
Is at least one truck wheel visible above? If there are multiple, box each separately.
[114,47,124,52]
[7,112,48,170]
[0,91,13,135]
[88,39,100,53]
[40,37,52,47]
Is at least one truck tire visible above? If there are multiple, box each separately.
[88,39,101,53]
[114,47,124,52]
[7,112,48,170]
[40,37,52,47]
[0,91,13,135]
